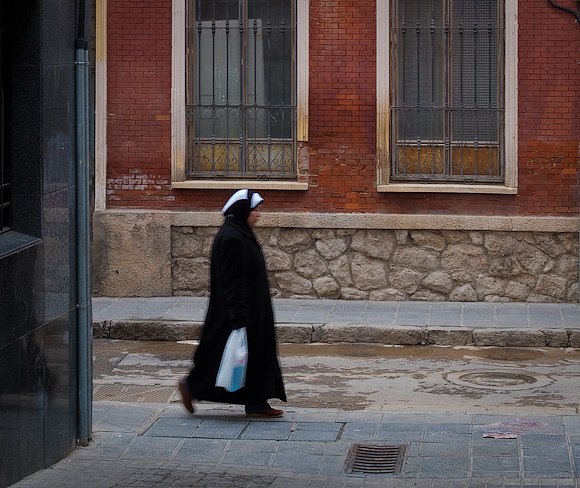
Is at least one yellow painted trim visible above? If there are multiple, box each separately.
[95,0,107,211]
[377,184,518,194]
[172,180,309,191]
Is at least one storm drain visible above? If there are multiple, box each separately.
[345,444,407,474]
[93,384,176,403]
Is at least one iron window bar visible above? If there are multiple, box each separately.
[186,0,297,180]
[390,0,505,184]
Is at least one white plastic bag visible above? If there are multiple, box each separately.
[215,327,248,392]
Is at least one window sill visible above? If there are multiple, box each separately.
[172,180,309,191]
[377,183,518,194]
[0,231,42,259]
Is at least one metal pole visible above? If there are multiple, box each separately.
[75,0,92,444]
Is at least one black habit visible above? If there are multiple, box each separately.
[187,214,287,406]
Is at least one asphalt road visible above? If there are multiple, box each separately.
[93,339,580,416]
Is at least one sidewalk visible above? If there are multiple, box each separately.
[93,296,580,347]
[9,297,580,487]
[10,402,580,487]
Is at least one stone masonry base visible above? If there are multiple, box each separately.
[92,210,579,303]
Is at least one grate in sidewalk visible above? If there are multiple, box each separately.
[93,384,177,403]
[345,444,407,474]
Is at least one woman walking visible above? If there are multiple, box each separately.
[178,189,286,417]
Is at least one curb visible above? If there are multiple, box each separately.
[93,320,580,348]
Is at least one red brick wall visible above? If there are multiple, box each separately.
[106,0,580,216]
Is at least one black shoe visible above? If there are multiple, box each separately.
[178,379,195,414]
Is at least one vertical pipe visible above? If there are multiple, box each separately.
[546,0,580,303]
[76,0,92,446]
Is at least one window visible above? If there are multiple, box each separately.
[0,5,11,234]
[186,0,296,180]
[377,0,517,192]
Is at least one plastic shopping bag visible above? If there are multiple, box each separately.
[215,327,248,392]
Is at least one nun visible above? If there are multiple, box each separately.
[178,189,287,417]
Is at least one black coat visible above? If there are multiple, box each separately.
[187,217,287,405]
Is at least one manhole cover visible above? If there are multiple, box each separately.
[446,370,551,390]
[345,444,407,474]
[460,372,536,387]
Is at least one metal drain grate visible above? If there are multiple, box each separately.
[93,384,177,403]
[345,444,407,474]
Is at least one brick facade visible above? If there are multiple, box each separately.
[105,0,579,216]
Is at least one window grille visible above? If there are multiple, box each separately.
[390,0,505,183]
[0,5,11,234]
[186,0,297,180]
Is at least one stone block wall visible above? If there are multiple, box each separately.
[172,225,579,303]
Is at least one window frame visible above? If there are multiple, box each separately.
[376,0,518,194]
[171,0,309,190]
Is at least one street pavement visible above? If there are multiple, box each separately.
[9,297,580,488]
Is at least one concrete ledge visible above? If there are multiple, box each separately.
[95,209,579,233]
[426,328,474,346]
[473,329,549,348]
[95,320,204,341]
[94,320,580,347]
[275,323,314,343]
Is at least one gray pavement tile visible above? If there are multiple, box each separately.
[327,312,364,323]
[336,411,384,423]
[323,441,353,456]
[374,430,421,445]
[471,439,519,456]
[522,457,573,477]
[520,433,568,444]
[121,436,182,460]
[398,302,432,312]
[162,309,204,320]
[522,443,571,458]
[471,455,520,472]
[275,311,299,322]
[71,432,135,459]
[562,311,580,327]
[462,302,496,312]
[278,440,327,455]
[318,454,347,475]
[241,421,294,440]
[423,433,470,446]
[293,310,332,323]
[143,417,201,437]
[289,429,339,441]
[425,422,472,435]
[92,405,157,433]
[495,303,529,312]
[331,302,367,311]
[461,315,496,327]
[289,410,339,423]
[227,439,277,452]
[418,456,469,477]
[570,444,580,457]
[529,314,563,327]
[428,313,462,326]
[564,417,580,432]
[421,442,472,457]
[192,418,248,439]
[339,422,379,441]
[220,450,273,467]
[172,438,229,462]
[495,313,530,327]
[273,300,303,311]
[395,315,429,326]
[364,302,399,312]
[270,452,323,473]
